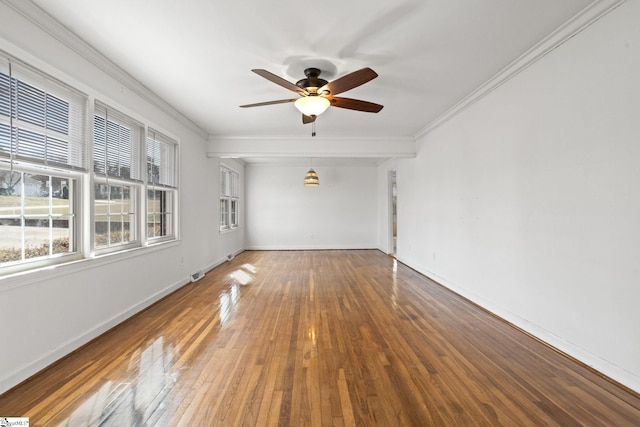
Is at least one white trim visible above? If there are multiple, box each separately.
[219,226,240,235]
[211,152,416,161]
[245,245,378,251]
[415,0,627,139]
[204,249,244,272]
[209,135,416,142]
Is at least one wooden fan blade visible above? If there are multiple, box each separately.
[240,98,297,108]
[252,69,306,94]
[320,68,378,96]
[330,97,383,113]
[302,114,316,124]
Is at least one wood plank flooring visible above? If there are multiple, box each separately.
[1,250,639,426]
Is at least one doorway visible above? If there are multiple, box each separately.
[389,170,397,256]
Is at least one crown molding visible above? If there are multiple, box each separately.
[415,0,627,140]
[242,158,387,167]
[2,0,209,140]
[209,152,415,159]
[208,135,416,143]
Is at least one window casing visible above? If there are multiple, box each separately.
[220,166,239,231]
[1,56,87,273]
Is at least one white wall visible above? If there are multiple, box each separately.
[390,1,640,392]
[245,163,377,249]
[0,4,243,393]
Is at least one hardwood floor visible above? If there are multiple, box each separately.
[1,250,639,426]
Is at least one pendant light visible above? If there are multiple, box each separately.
[304,159,319,187]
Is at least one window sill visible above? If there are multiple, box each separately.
[0,239,180,292]
[219,226,240,234]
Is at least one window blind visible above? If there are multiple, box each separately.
[146,129,177,188]
[0,55,88,171]
[220,166,238,197]
[93,102,142,181]
[220,166,230,196]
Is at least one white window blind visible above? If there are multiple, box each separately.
[220,167,229,196]
[93,102,142,181]
[231,169,239,198]
[0,56,88,171]
[220,166,239,197]
[146,129,177,188]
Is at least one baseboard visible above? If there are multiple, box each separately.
[245,245,377,251]
[204,249,245,272]
[0,275,190,395]
[394,255,640,395]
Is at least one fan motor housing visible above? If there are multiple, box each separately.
[296,68,328,92]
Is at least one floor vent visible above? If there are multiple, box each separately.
[190,270,205,282]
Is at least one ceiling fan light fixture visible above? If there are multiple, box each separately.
[295,96,330,117]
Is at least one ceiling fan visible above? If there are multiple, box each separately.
[240,67,383,125]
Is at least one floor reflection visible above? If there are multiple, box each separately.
[230,263,255,285]
[241,263,256,274]
[219,283,240,325]
[391,258,399,310]
[57,381,113,426]
[220,263,256,325]
[57,337,178,426]
[230,269,252,285]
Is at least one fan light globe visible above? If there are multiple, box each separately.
[295,96,330,117]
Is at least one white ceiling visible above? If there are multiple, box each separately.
[30,0,593,141]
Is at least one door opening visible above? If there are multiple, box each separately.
[389,170,397,256]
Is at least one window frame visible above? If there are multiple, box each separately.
[92,103,144,254]
[92,177,140,253]
[1,55,88,275]
[0,163,83,274]
[145,129,178,243]
[219,165,239,232]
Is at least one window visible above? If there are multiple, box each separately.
[1,57,87,272]
[0,52,180,276]
[220,166,239,231]
[93,103,143,251]
[146,130,177,240]
[0,169,77,264]
[94,182,136,249]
